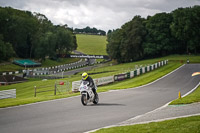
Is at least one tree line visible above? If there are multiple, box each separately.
[107,5,200,63]
[74,26,106,35]
[0,7,77,62]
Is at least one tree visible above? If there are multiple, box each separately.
[170,7,200,54]
[120,16,146,62]
[55,26,76,55]
[34,32,56,60]
[0,7,39,58]
[107,30,112,35]
[187,6,200,54]
[0,34,15,61]
[74,26,106,35]
[106,29,122,63]
[0,6,78,61]
[107,16,146,63]
[143,13,175,57]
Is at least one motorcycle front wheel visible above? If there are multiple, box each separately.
[81,95,87,106]
[93,93,99,104]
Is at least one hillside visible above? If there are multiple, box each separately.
[76,34,107,55]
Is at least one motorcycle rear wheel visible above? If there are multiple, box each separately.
[81,95,87,105]
[93,94,99,104]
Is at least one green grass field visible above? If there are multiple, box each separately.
[94,115,200,133]
[0,63,24,72]
[76,34,107,55]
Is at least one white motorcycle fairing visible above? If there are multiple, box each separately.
[79,81,98,105]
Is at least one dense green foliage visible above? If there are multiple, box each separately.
[0,35,15,61]
[0,7,77,62]
[107,6,200,63]
[74,26,106,35]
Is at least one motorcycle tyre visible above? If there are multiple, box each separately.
[93,93,99,104]
[81,95,87,106]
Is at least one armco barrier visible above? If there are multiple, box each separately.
[0,89,16,99]
[114,74,127,81]
[130,71,134,78]
[72,81,81,92]
[95,76,114,86]
[0,59,85,76]
[72,60,168,92]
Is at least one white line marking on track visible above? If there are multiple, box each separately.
[121,113,200,126]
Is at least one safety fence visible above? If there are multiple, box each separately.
[34,81,71,97]
[0,89,16,99]
[0,59,87,76]
[27,75,63,79]
[72,60,168,92]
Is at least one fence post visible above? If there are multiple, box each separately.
[54,83,56,95]
[34,86,36,97]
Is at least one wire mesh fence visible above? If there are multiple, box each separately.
[34,80,71,97]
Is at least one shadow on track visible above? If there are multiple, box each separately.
[89,103,126,106]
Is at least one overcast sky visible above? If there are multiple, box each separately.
[0,0,199,31]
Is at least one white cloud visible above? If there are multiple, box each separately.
[0,0,199,31]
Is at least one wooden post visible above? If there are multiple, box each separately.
[54,83,56,95]
[34,86,36,97]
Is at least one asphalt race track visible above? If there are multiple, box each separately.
[0,64,200,133]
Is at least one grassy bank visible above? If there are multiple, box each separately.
[76,34,107,55]
[94,115,200,133]
[170,85,200,105]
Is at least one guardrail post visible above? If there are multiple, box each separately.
[34,86,36,97]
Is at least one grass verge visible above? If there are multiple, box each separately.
[94,115,200,133]
[170,85,200,105]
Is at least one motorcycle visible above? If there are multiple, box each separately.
[79,81,99,106]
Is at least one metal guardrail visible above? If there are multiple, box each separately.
[0,89,16,99]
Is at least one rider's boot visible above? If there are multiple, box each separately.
[92,88,97,96]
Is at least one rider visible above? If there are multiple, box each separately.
[82,72,97,96]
